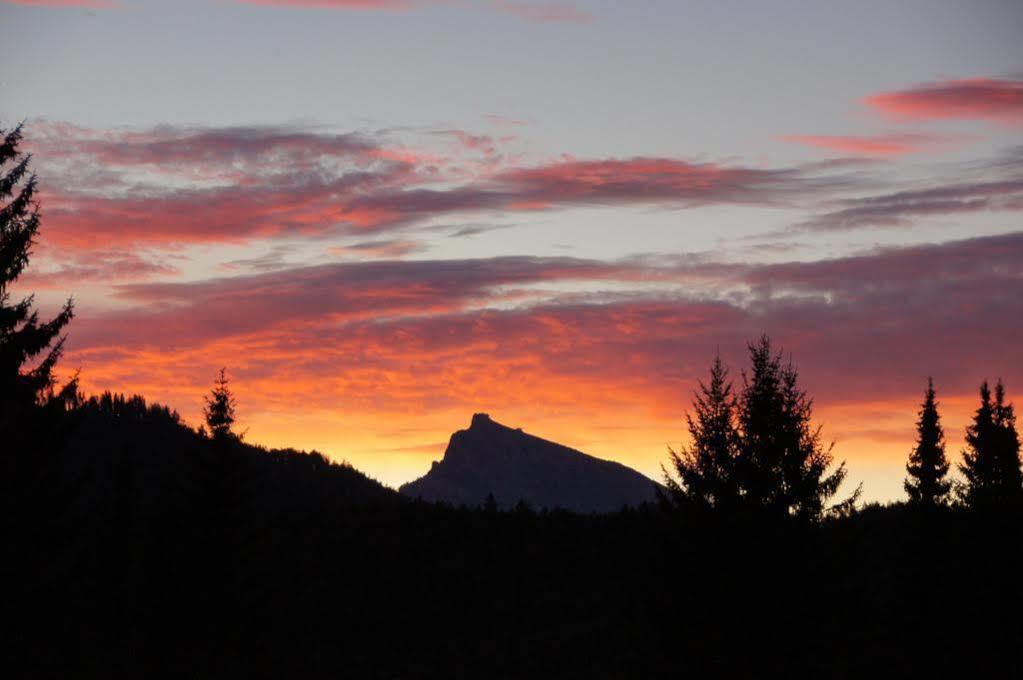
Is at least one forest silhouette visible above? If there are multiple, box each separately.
[3,123,1022,677]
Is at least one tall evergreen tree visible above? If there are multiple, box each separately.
[992,381,1023,502]
[733,335,858,521]
[958,381,1022,509]
[1,123,77,488]
[0,123,76,440]
[904,378,951,506]
[662,355,740,511]
[203,367,237,443]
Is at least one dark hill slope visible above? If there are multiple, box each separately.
[399,413,659,512]
[58,392,399,519]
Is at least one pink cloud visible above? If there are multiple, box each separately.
[782,133,970,156]
[29,122,841,251]
[20,249,179,288]
[864,78,1023,122]
[62,232,1023,419]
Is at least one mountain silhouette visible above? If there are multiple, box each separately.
[399,413,659,512]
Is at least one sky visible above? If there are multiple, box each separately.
[2,0,1022,503]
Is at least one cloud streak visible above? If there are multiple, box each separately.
[865,78,1023,122]
[30,122,844,251]
[782,133,969,156]
[802,179,1023,231]
[68,233,1023,396]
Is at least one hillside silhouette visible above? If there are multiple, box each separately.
[7,396,1022,677]
[400,413,659,512]
[66,392,398,513]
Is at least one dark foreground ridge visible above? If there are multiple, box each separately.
[4,395,1023,678]
[400,413,660,511]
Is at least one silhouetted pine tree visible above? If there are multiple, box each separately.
[0,123,79,521]
[190,368,260,639]
[204,367,238,443]
[0,123,76,449]
[992,381,1023,502]
[662,355,740,511]
[0,123,84,652]
[734,335,859,521]
[958,381,1022,509]
[904,378,951,506]
[961,381,1023,509]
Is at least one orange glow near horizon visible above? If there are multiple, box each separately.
[14,100,1023,509]
[64,342,1000,505]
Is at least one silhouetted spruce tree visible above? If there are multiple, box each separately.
[196,368,244,504]
[961,380,1023,509]
[992,381,1023,502]
[192,368,258,631]
[0,124,76,440]
[662,354,740,511]
[204,367,238,443]
[904,378,951,506]
[959,381,996,508]
[0,123,77,500]
[733,335,859,521]
[961,378,1018,507]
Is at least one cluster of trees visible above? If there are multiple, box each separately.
[661,338,859,522]
[905,377,1022,509]
[666,343,1023,519]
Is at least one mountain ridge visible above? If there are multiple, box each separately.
[399,413,660,512]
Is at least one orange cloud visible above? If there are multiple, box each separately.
[55,232,1023,502]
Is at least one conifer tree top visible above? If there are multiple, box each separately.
[1,122,75,417]
[204,367,238,442]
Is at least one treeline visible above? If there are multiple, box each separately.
[664,338,1023,518]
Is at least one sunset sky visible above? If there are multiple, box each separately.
[2,0,1021,502]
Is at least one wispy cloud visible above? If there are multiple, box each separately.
[782,133,971,156]
[21,248,179,288]
[864,77,1023,122]
[29,121,849,251]
[801,179,1023,231]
